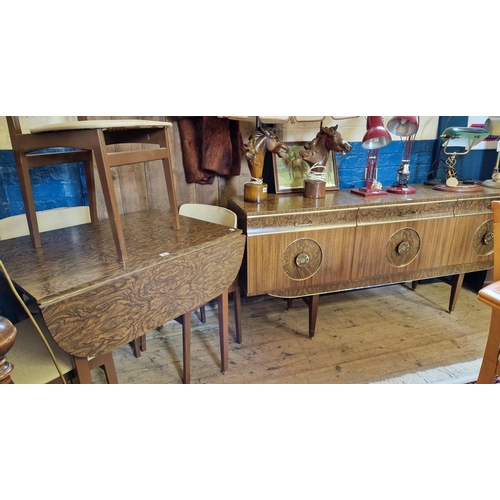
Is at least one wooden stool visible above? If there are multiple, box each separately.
[7,117,180,262]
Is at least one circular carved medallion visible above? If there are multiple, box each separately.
[281,238,322,281]
[472,219,494,256]
[385,228,421,267]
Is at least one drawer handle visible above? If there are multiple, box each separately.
[398,210,417,217]
[483,231,494,245]
[294,220,313,227]
[397,241,411,255]
[295,253,310,268]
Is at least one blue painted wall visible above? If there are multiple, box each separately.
[0,149,88,219]
[337,139,436,189]
[0,117,497,220]
[427,116,498,184]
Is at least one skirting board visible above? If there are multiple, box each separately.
[371,359,482,384]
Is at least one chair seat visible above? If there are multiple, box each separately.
[30,119,173,134]
[8,315,74,384]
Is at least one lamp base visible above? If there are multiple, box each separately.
[386,185,416,195]
[244,182,267,203]
[351,187,388,197]
[433,183,484,193]
[482,179,500,189]
[304,179,326,199]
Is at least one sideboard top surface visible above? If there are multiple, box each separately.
[228,184,500,216]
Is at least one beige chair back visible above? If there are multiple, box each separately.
[179,203,237,228]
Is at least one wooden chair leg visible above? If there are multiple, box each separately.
[90,352,119,384]
[182,312,191,384]
[82,152,98,225]
[90,131,128,262]
[131,338,141,358]
[74,352,118,384]
[199,305,207,324]
[159,128,180,231]
[477,308,500,383]
[218,290,229,375]
[15,158,41,248]
[131,334,147,358]
[73,356,93,384]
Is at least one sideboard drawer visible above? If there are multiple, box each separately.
[455,197,500,216]
[246,208,357,235]
[357,200,455,225]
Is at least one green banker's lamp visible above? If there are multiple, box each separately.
[482,117,500,189]
[433,125,489,192]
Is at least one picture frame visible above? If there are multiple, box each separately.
[272,142,339,194]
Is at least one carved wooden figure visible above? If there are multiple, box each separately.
[243,127,289,203]
[300,125,352,198]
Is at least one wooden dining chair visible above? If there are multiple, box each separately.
[0,314,117,384]
[137,204,240,383]
[179,203,242,344]
[6,116,180,262]
[476,200,500,383]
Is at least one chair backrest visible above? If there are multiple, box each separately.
[179,203,237,229]
[0,207,91,240]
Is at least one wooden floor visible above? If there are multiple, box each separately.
[92,279,492,384]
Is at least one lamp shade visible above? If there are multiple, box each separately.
[362,116,392,150]
[387,116,419,137]
[485,117,500,136]
[440,126,489,149]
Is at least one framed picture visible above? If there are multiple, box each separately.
[272,142,339,194]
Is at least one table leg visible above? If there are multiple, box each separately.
[182,312,191,384]
[218,289,229,374]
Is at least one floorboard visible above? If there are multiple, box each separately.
[91,280,492,384]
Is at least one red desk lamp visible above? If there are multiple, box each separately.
[351,116,392,197]
[386,116,419,194]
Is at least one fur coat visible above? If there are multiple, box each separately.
[177,116,244,184]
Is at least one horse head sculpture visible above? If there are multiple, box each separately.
[244,127,289,181]
[300,125,352,171]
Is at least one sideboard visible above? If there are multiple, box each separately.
[228,184,499,337]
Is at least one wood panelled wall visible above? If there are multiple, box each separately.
[88,116,255,220]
